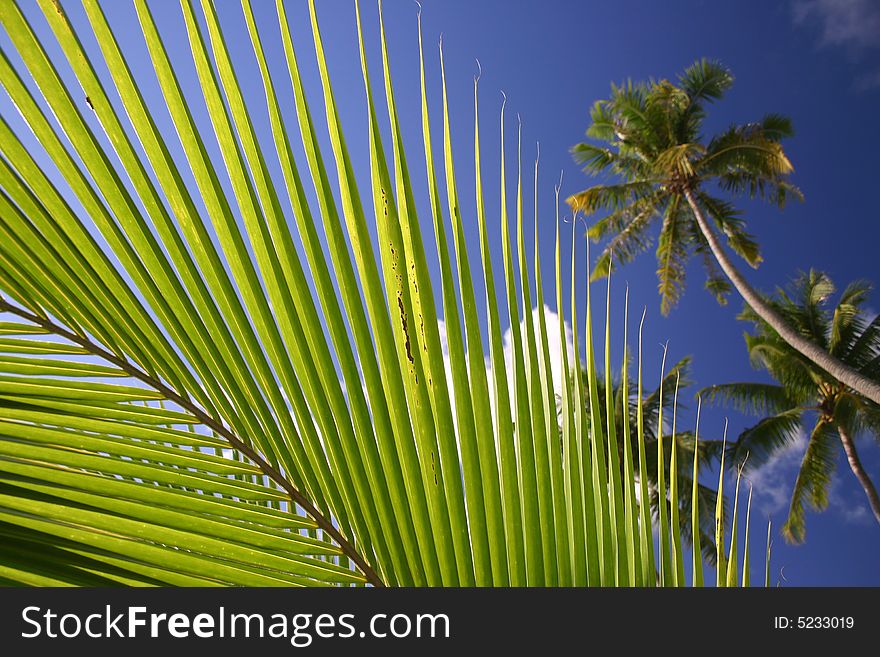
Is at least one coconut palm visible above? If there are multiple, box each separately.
[567,59,880,406]
[0,0,755,587]
[702,270,880,543]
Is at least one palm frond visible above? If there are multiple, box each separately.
[844,312,880,368]
[702,127,800,208]
[585,191,661,243]
[567,180,659,215]
[783,421,838,544]
[741,328,825,395]
[655,195,690,315]
[700,382,800,416]
[571,142,617,174]
[0,0,758,588]
[730,408,805,471]
[697,194,762,267]
[0,332,358,587]
[759,113,795,141]
[589,201,658,280]
[830,280,873,357]
[678,59,734,103]
[684,220,733,306]
[642,356,693,419]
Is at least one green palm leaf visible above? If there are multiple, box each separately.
[0,0,756,587]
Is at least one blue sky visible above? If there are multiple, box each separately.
[2,0,878,585]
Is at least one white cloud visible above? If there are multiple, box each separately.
[793,0,880,89]
[855,67,880,90]
[794,0,880,49]
[747,430,808,515]
[827,472,874,526]
[439,305,578,427]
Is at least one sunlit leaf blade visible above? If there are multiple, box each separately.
[716,421,729,586]
[636,310,656,585]
[656,346,671,585]
[0,0,749,589]
[692,397,705,587]
[742,485,753,587]
[470,71,524,586]
[726,465,743,587]
[669,372,685,586]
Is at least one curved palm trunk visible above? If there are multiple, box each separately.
[837,425,880,525]
[683,189,880,406]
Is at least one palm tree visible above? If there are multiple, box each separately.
[0,0,755,587]
[581,356,727,562]
[567,59,880,407]
[702,270,880,543]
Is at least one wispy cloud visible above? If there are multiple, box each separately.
[828,482,873,525]
[792,0,880,89]
[794,0,880,49]
[747,430,807,515]
[747,425,874,526]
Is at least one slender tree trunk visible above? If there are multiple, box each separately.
[683,188,880,406]
[837,424,880,525]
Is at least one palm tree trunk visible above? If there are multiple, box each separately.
[683,188,880,406]
[837,425,880,525]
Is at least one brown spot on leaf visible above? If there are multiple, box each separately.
[397,296,413,363]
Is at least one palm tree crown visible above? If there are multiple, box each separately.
[703,270,880,543]
[569,58,801,314]
[569,58,880,408]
